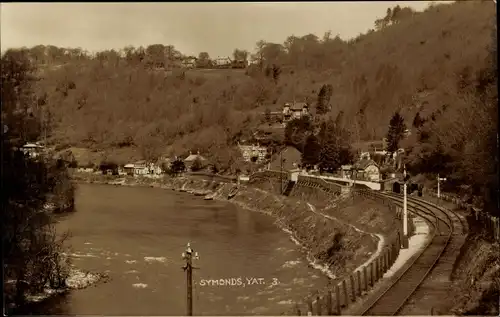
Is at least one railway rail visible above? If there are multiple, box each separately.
[357,191,464,316]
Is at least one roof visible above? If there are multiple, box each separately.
[124,164,134,168]
[352,140,386,151]
[284,102,308,110]
[269,146,302,171]
[341,165,353,170]
[353,159,379,170]
[23,143,43,148]
[184,154,207,162]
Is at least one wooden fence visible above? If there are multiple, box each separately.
[292,189,403,315]
[248,170,413,315]
[293,234,401,315]
[296,175,343,195]
[423,188,500,242]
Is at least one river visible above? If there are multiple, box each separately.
[41,183,330,315]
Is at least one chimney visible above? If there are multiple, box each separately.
[189,151,192,155]
[197,150,200,155]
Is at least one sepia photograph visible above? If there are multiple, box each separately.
[1,1,498,316]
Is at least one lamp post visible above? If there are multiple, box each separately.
[437,174,447,199]
[402,164,409,249]
[182,243,199,316]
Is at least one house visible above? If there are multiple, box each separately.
[21,143,44,158]
[213,57,232,68]
[131,160,149,176]
[124,163,135,176]
[352,139,387,157]
[231,59,248,69]
[352,153,381,182]
[182,57,197,69]
[148,162,163,175]
[184,151,207,171]
[117,167,127,176]
[77,167,94,173]
[238,143,268,163]
[269,146,302,171]
[283,102,309,123]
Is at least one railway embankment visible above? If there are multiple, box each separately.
[416,190,499,315]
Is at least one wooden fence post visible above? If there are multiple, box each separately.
[385,249,390,271]
[295,304,301,316]
[326,291,332,316]
[363,266,368,292]
[388,246,393,266]
[350,274,356,302]
[357,270,362,297]
[369,262,374,287]
[342,280,349,308]
[373,261,378,284]
[316,294,322,316]
[307,298,313,316]
[335,284,341,315]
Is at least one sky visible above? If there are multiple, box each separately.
[1,2,448,57]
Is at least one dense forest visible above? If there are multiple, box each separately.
[3,1,497,213]
[1,47,76,312]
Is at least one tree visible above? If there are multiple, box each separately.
[146,44,166,68]
[191,157,204,171]
[170,159,186,175]
[272,64,281,84]
[2,49,73,312]
[317,119,353,173]
[284,117,313,149]
[1,49,41,145]
[316,84,333,115]
[302,134,321,170]
[210,164,219,174]
[386,111,407,155]
[232,49,249,61]
[197,52,211,68]
[412,112,425,128]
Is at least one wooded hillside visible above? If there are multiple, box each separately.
[4,1,497,212]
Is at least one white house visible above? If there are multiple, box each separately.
[148,162,163,175]
[352,154,381,182]
[238,143,268,163]
[283,102,309,123]
[128,161,149,175]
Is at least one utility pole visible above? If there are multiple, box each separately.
[402,164,409,249]
[437,174,447,199]
[280,150,283,194]
[182,243,199,316]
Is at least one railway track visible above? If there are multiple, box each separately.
[357,191,464,316]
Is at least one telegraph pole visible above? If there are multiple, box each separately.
[280,150,283,193]
[402,165,409,249]
[182,243,199,316]
[437,174,447,199]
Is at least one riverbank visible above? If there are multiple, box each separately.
[6,268,109,315]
